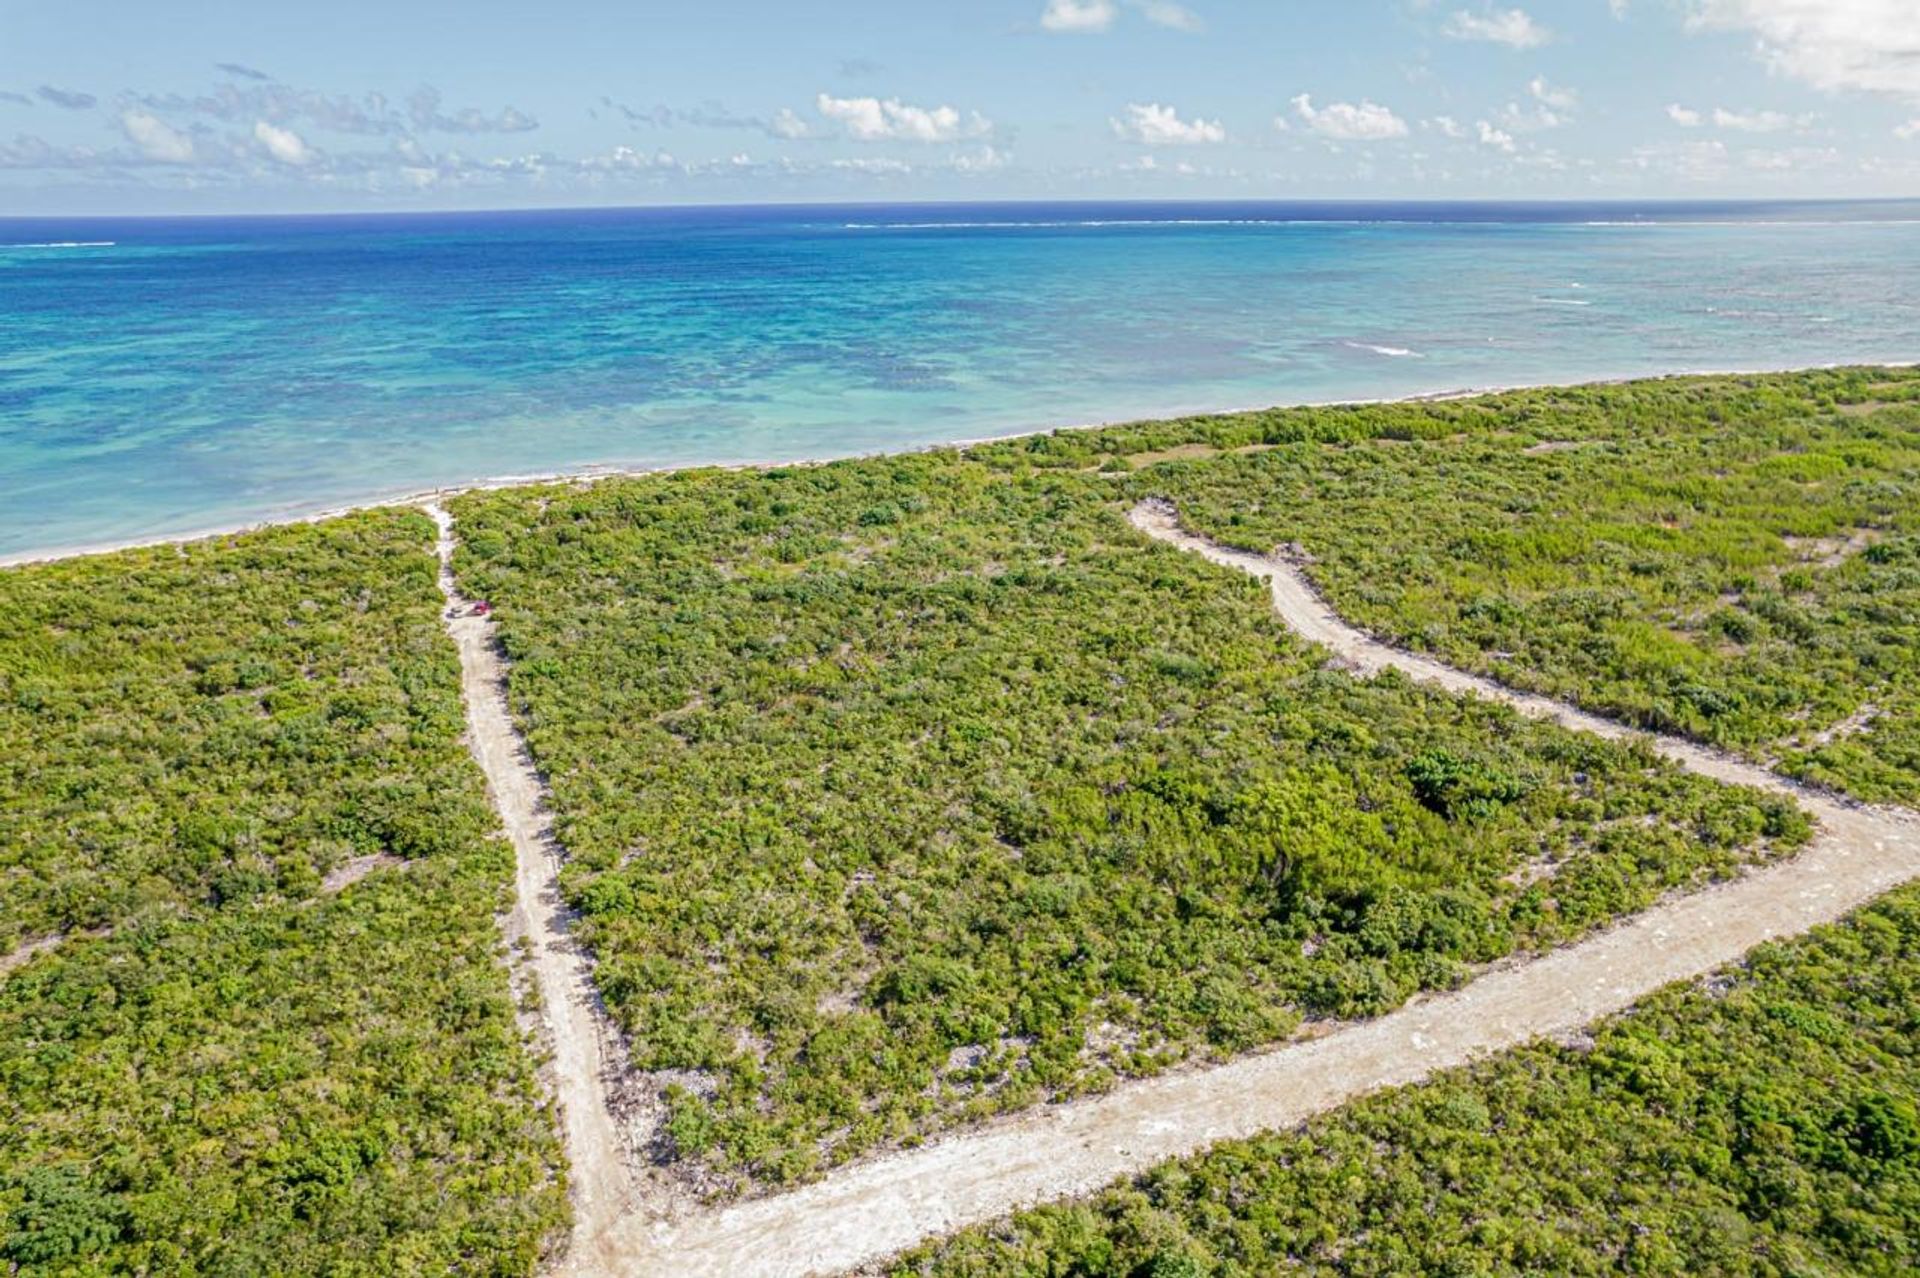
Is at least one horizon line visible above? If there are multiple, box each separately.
[4,193,1918,225]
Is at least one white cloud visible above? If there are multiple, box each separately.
[1444,7,1551,48]
[407,86,537,135]
[951,143,1008,172]
[1426,114,1467,138]
[1134,0,1204,31]
[1041,0,1201,33]
[1528,76,1577,111]
[770,107,810,139]
[1498,83,1573,133]
[1688,0,1920,99]
[120,111,195,163]
[1040,0,1117,32]
[1111,101,1226,145]
[1712,106,1800,131]
[584,145,679,172]
[253,120,311,166]
[1741,145,1840,170]
[1497,102,1564,131]
[1667,102,1810,131]
[830,155,914,174]
[814,93,990,142]
[1898,119,1920,139]
[1476,119,1517,152]
[1290,93,1409,141]
[1630,138,1730,180]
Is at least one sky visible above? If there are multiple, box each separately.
[2,0,1918,214]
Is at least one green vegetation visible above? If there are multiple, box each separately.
[451,446,1800,1191]
[9,365,1907,1265]
[1099,366,1920,803]
[899,881,1920,1277]
[0,515,565,1274]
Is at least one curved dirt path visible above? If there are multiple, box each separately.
[1127,500,1865,804]
[426,504,634,1254]
[562,499,1918,1277]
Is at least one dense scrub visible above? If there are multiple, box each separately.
[452,455,1800,1191]
[900,881,1920,1277]
[1096,366,1920,803]
[0,515,565,1274]
[1,516,490,949]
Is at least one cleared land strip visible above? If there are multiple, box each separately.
[1,934,69,980]
[426,504,634,1254]
[567,499,1919,1277]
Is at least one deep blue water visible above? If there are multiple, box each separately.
[4,199,1919,558]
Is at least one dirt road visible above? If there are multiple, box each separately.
[574,501,1915,1276]
[426,504,635,1254]
[439,498,1917,1277]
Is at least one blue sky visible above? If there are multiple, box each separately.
[3,1,1917,213]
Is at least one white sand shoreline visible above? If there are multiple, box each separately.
[4,359,1910,571]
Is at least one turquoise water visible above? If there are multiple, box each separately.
[4,200,1919,558]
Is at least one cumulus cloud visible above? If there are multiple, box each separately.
[1426,115,1468,138]
[1111,101,1226,145]
[120,110,195,163]
[1290,93,1408,141]
[1528,76,1577,111]
[1712,106,1802,131]
[1630,138,1731,180]
[129,85,391,135]
[1039,0,1201,33]
[951,143,1009,172]
[128,80,537,138]
[1444,7,1551,49]
[0,133,107,169]
[581,144,679,172]
[1740,144,1841,170]
[1134,1,1205,30]
[1666,102,1810,131]
[1634,136,1837,182]
[830,155,913,174]
[600,99,672,127]
[407,86,537,134]
[253,119,311,165]
[0,114,995,192]
[1040,0,1117,32]
[1493,84,1572,133]
[605,98,813,140]
[37,85,97,110]
[1687,0,1920,99]
[815,93,991,142]
[1476,120,1517,152]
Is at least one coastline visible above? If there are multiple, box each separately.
[4,358,1909,571]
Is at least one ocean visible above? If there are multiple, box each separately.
[4,199,1919,559]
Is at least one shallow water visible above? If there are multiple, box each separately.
[4,199,1918,557]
